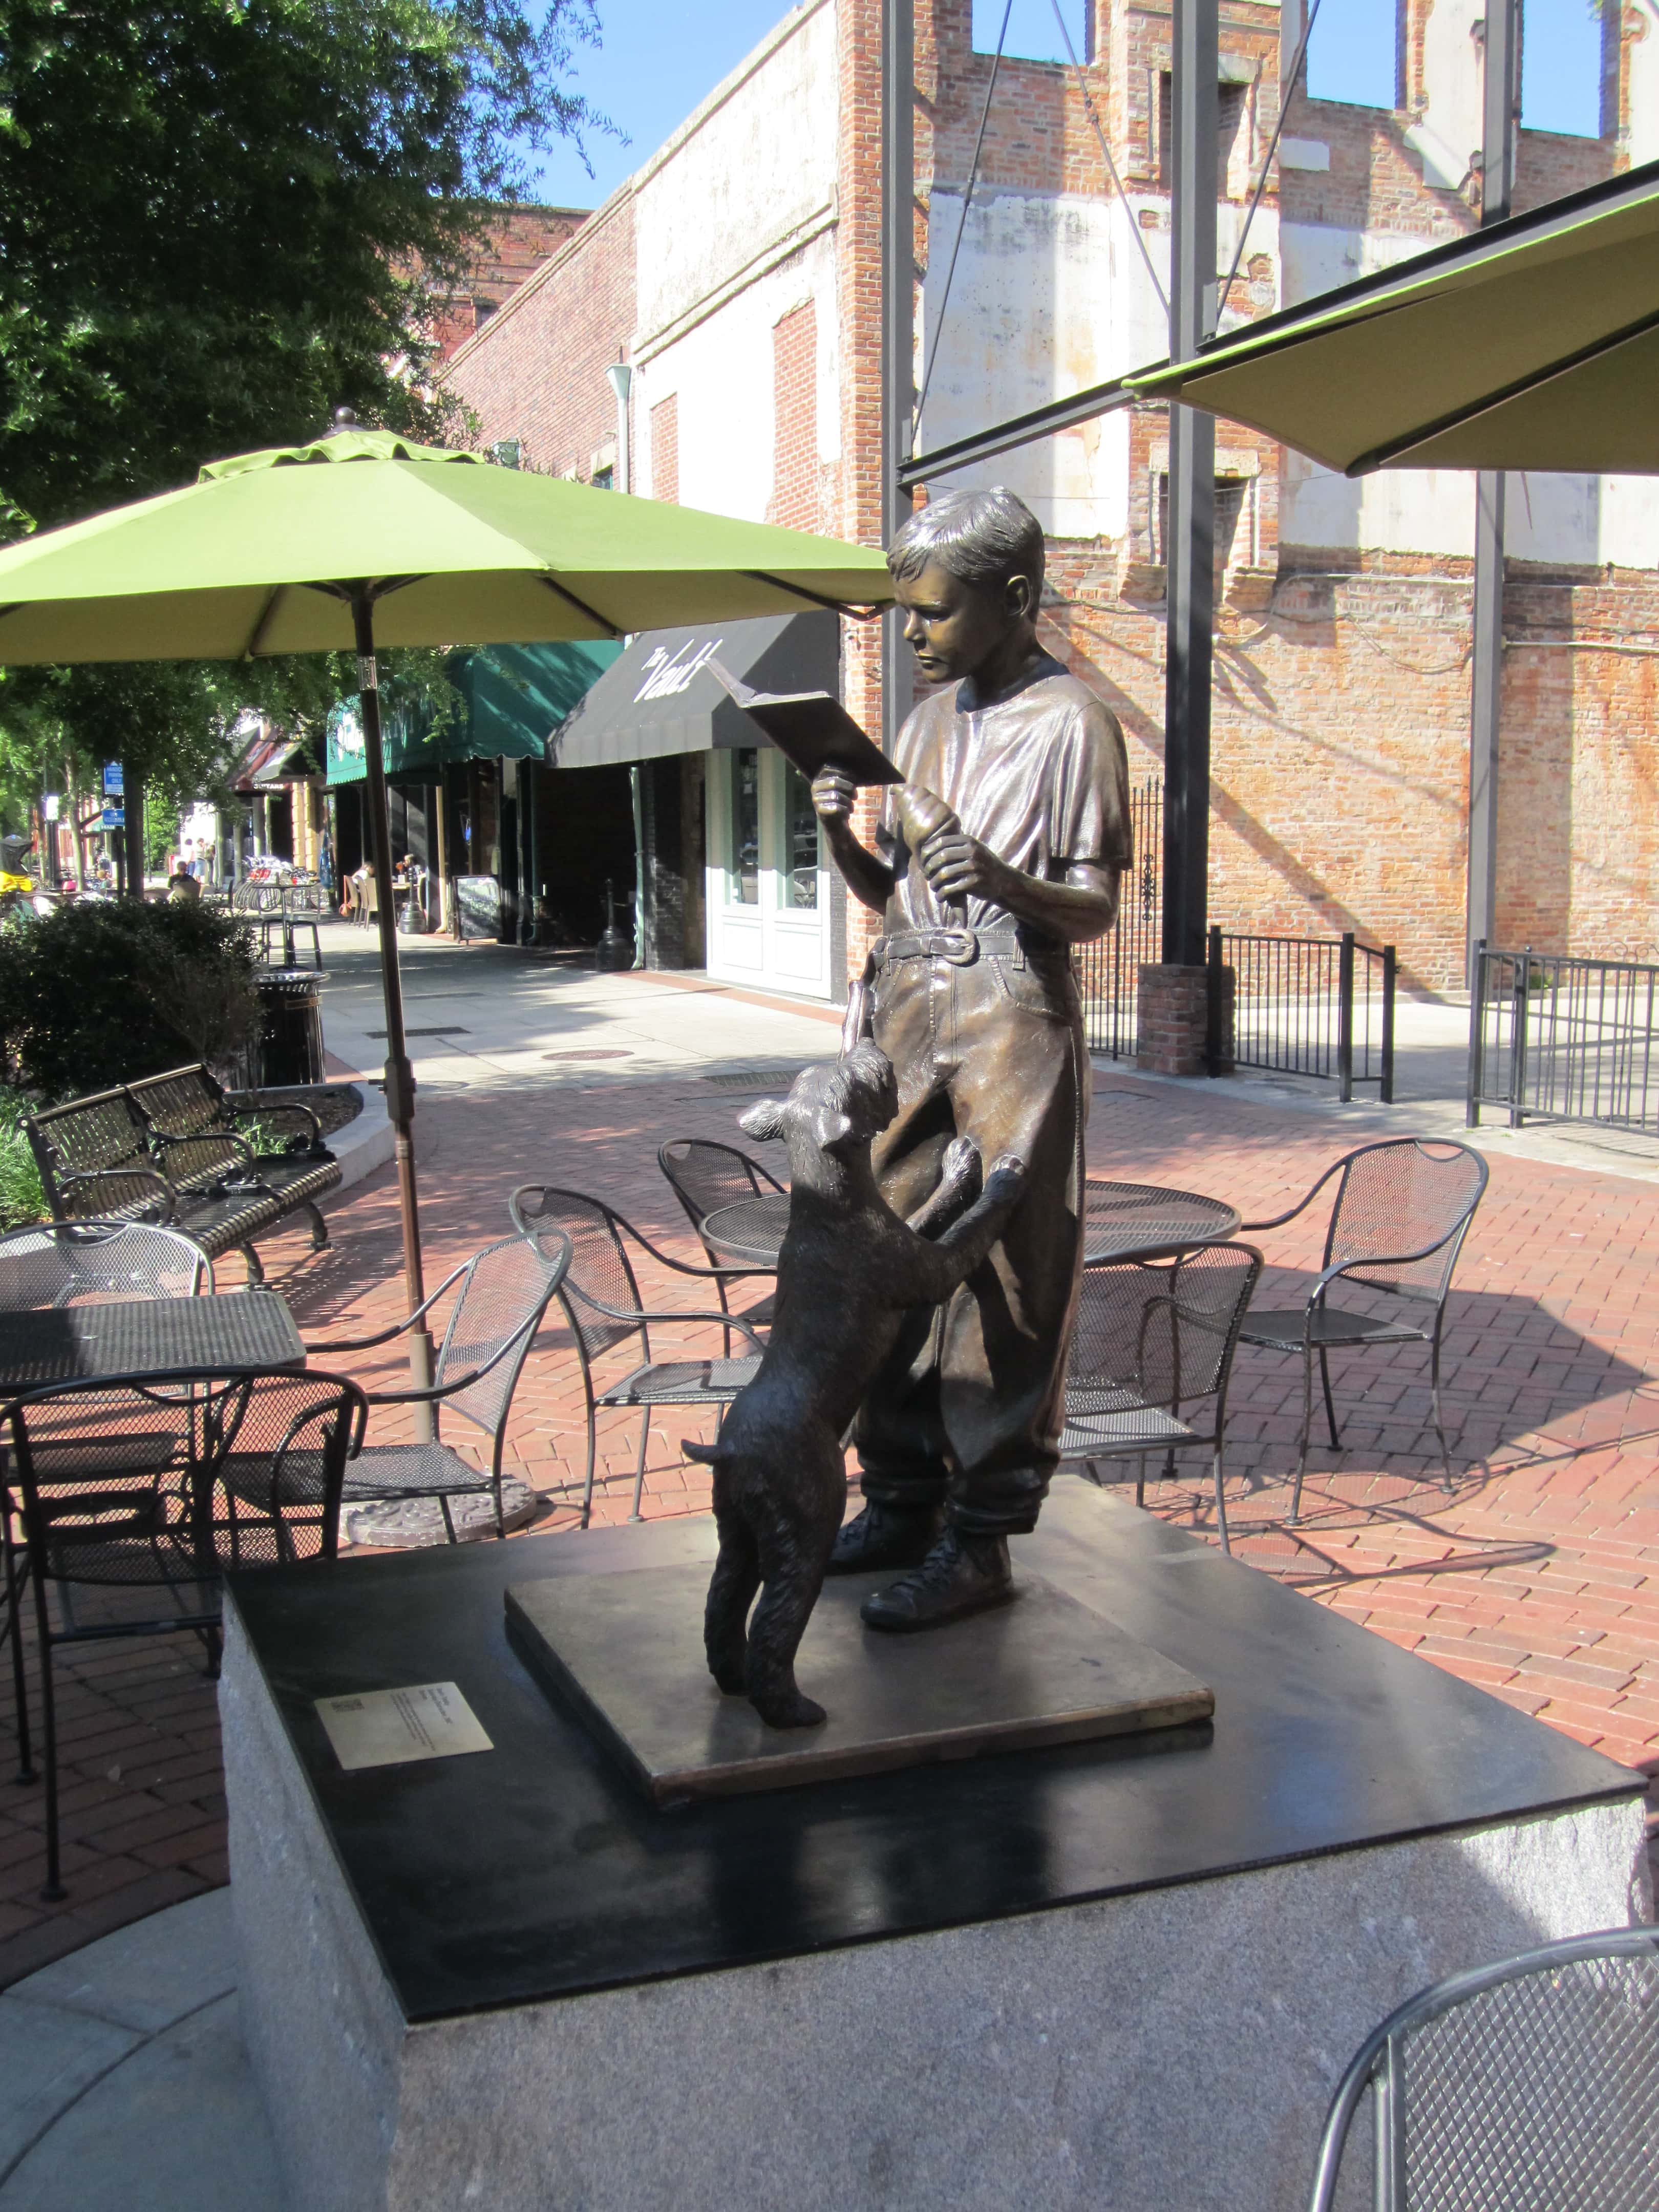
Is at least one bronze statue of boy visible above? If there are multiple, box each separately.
[812,485,1131,1631]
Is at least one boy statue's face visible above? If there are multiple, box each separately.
[892,558,1036,688]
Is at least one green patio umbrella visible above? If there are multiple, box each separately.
[1126,155,1659,477]
[0,421,894,1379]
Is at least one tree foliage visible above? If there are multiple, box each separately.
[0,0,610,826]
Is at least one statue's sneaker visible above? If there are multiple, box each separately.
[825,1501,942,1576]
[860,1529,1013,1633]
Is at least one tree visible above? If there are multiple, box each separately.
[0,0,613,855]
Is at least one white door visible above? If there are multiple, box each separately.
[706,748,832,998]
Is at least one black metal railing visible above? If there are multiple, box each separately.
[1210,927,1396,1101]
[1074,778,1161,1058]
[1468,942,1659,1135]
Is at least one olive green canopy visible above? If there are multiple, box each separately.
[1127,155,1659,476]
[0,428,893,664]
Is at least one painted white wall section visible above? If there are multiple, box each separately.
[635,228,839,525]
[1626,0,1659,163]
[917,190,1172,536]
[632,0,837,355]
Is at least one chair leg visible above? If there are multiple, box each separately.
[304,1201,329,1253]
[1135,1454,1147,1508]
[439,1494,457,1545]
[1318,1345,1340,1450]
[1430,1335,1454,1495]
[240,1242,265,1286]
[1213,1440,1232,1557]
[31,1568,62,1902]
[4,1518,34,1785]
[1290,1344,1314,1526]
[629,1410,651,1522]
[580,1406,598,1532]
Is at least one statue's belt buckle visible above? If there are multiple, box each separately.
[938,930,977,965]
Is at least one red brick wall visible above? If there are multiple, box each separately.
[650,393,679,505]
[441,192,634,480]
[426,206,591,364]
[768,302,822,531]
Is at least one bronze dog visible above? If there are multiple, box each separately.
[685,1041,1025,1729]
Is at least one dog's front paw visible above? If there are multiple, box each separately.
[984,1152,1027,1202]
[938,1135,982,1197]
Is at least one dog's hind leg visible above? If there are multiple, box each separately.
[745,1476,843,1730]
[705,1498,761,1697]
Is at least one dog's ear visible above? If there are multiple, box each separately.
[738,1097,787,1142]
[810,1104,857,1155]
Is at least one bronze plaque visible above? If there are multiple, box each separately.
[505,1566,1213,1807]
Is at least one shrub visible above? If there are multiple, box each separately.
[0,899,259,1102]
[0,1087,47,1229]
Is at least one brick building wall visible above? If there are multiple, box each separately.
[426,205,591,364]
[650,393,678,505]
[768,302,823,530]
[443,193,634,479]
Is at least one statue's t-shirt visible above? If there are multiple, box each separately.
[875,653,1132,937]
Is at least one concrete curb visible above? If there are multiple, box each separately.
[326,1084,393,1193]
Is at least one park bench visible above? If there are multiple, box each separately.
[26,1064,341,1283]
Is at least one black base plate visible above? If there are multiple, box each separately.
[505,1565,1215,1805]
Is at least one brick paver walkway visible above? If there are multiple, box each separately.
[2,1052,1655,1984]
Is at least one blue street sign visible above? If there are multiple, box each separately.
[100,808,124,831]
[102,762,123,795]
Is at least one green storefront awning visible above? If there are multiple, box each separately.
[326,639,619,786]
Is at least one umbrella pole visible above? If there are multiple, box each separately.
[352,591,436,1429]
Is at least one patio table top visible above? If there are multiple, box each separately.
[0,1288,305,1398]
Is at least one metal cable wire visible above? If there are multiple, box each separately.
[1218,0,1325,325]
[913,0,1013,449]
[1047,0,1170,321]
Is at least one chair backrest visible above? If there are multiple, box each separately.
[658,1139,785,1241]
[0,1219,212,1307]
[3,1370,366,1582]
[1309,1925,1659,2212]
[1069,1244,1263,1414]
[1324,1139,1488,1306]
[508,1186,647,1364]
[433,1231,570,1440]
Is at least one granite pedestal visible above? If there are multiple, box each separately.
[221,1482,1652,2212]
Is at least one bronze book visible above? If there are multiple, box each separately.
[708,659,903,786]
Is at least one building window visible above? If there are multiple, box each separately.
[1158,76,1249,193]
[780,765,820,910]
[972,0,1090,63]
[1306,3,1399,111]
[1521,0,1606,139]
[590,464,613,491]
[729,750,760,905]
[473,296,499,328]
[1156,474,1251,588]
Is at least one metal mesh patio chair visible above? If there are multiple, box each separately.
[1308,1925,1659,2212]
[289,1231,572,1545]
[1058,1244,1263,1555]
[509,1185,765,1526]
[0,1219,214,1307]
[1238,1138,1489,1522]
[3,1369,365,1898]
[657,1138,785,1341]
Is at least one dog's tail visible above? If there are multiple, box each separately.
[682,1438,730,1465]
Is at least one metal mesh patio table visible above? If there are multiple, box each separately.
[699,1182,1239,1267]
[0,1289,305,1396]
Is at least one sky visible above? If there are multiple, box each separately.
[526,0,1608,211]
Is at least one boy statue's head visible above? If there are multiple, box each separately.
[886,486,1045,690]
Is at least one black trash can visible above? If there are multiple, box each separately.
[250,970,326,1088]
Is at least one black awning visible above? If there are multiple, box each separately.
[550,611,839,770]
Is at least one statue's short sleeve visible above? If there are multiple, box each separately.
[1050,698,1132,870]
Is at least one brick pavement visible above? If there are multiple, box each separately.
[1,1060,1656,1985]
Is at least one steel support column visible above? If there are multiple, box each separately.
[881,0,916,749]
[1161,0,1219,969]
[1467,0,1520,979]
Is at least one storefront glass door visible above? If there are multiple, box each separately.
[706,748,831,997]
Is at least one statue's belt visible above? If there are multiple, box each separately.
[871,927,1066,972]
